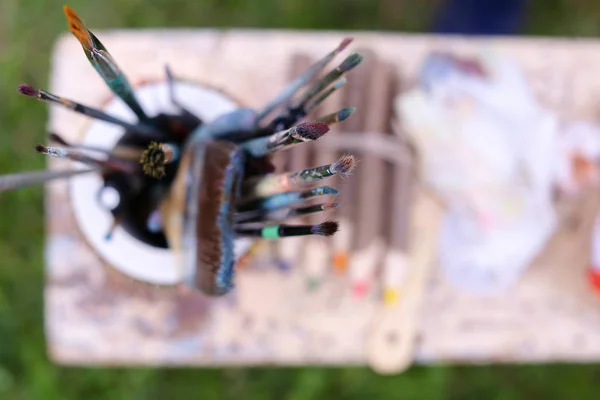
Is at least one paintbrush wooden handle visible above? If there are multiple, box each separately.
[366,190,443,374]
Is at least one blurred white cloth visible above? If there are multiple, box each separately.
[397,51,560,293]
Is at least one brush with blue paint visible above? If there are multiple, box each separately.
[0,6,362,297]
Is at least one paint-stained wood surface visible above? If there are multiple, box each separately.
[46,30,600,367]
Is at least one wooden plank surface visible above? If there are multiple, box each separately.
[46,30,600,366]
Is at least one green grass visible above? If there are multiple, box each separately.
[2,0,600,398]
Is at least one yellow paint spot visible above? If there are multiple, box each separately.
[384,288,400,305]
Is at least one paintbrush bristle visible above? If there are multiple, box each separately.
[63,6,94,50]
[140,142,167,179]
[331,154,356,176]
[35,144,69,158]
[295,122,329,140]
[310,186,339,197]
[337,38,353,52]
[312,220,339,236]
[339,53,364,72]
[337,107,356,122]
[17,84,38,97]
[316,107,357,126]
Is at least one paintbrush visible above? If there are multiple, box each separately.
[17,84,163,138]
[64,5,149,121]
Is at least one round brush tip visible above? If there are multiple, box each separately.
[296,121,329,140]
[140,142,167,179]
[337,107,356,122]
[17,84,37,97]
[331,154,356,176]
[340,53,363,72]
[313,220,339,237]
[338,38,353,52]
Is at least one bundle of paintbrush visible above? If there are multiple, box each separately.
[0,6,362,296]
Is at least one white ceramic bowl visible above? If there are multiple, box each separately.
[69,80,252,285]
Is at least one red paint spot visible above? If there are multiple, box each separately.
[588,268,600,296]
[352,281,368,298]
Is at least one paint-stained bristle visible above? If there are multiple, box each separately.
[64,6,149,122]
[337,38,353,52]
[17,84,38,97]
[308,186,339,197]
[63,6,93,50]
[312,220,339,236]
[35,144,69,159]
[331,154,356,176]
[337,107,356,122]
[240,121,329,157]
[193,140,245,296]
[339,53,364,72]
[295,122,329,140]
[140,142,167,179]
[317,107,357,125]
